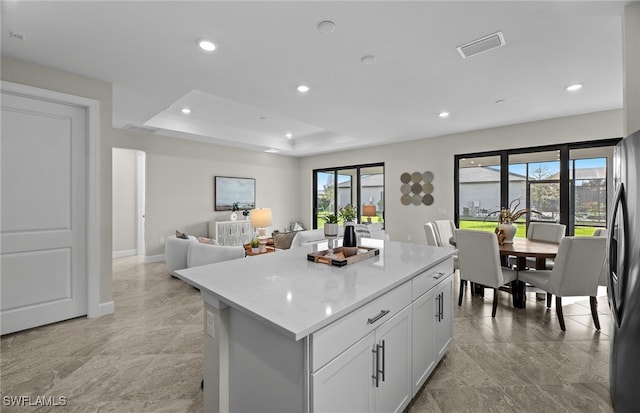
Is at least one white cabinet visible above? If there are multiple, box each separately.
[210,220,252,246]
[373,306,412,413]
[311,334,374,413]
[311,306,412,413]
[411,288,437,395]
[411,271,454,396]
[434,274,453,360]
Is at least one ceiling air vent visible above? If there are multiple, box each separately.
[456,31,505,59]
[124,124,158,134]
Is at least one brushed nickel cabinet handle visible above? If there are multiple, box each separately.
[367,309,390,325]
[433,271,447,280]
[371,346,380,387]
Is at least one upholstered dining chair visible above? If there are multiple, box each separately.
[527,222,567,243]
[426,221,459,271]
[525,222,566,269]
[455,229,518,317]
[593,228,608,287]
[518,236,606,331]
[424,222,440,246]
[433,220,456,246]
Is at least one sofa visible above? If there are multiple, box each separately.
[165,235,245,277]
[273,223,387,250]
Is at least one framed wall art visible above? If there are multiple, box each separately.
[214,176,256,211]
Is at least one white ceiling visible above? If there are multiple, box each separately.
[1,1,630,157]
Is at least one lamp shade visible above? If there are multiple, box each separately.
[362,205,377,217]
[250,208,272,228]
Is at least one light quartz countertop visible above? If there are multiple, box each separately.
[176,239,456,341]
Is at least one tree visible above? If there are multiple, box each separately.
[529,165,559,215]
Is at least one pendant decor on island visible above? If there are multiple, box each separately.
[400,171,434,206]
[342,221,358,257]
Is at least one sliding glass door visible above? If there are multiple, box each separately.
[313,163,384,229]
[455,139,618,237]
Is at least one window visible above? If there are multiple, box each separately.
[313,163,384,229]
[455,140,618,236]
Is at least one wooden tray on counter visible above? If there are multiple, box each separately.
[307,246,380,267]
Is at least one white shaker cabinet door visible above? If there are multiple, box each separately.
[411,288,437,396]
[434,275,454,360]
[374,305,412,413]
[311,333,375,413]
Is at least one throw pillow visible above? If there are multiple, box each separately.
[354,224,371,239]
[198,236,219,245]
[176,230,189,239]
[273,232,297,250]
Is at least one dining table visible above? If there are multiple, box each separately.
[498,238,560,308]
[449,235,560,308]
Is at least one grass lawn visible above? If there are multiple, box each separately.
[459,220,602,238]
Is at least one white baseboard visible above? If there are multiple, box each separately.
[88,301,115,318]
[112,249,137,258]
[145,254,165,264]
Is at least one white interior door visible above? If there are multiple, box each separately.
[1,92,88,334]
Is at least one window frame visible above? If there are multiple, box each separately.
[312,162,385,229]
[454,138,620,236]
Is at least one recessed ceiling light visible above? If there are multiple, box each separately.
[265,148,280,153]
[297,84,310,93]
[197,39,216,52]
[438,111,450,118]
[317,21,336,34]
[181,108,191,114]
[565,83,583,92]
[285,133,292,139]
[361,55,376,65]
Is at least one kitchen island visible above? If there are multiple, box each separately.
[176,239,455,413]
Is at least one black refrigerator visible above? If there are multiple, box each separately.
[609,128,640,412]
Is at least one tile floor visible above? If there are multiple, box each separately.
[1,256,613,412]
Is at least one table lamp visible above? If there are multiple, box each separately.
[250,208,272,252]
[362,205,377,223]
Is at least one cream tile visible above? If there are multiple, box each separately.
[118,354,203,401]
[0,256,615,412]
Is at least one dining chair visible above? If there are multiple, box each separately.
[518,236,606,331]
[512,222,567,270]
[593,228,608,287]
[433,220,456,246]
[424,222,440,246]
[455,229,518,317]
[527,222,566,243]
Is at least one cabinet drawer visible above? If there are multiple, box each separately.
[411,257,453,301]
[310,281,411,372]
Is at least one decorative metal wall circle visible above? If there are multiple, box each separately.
[400,171,434,206]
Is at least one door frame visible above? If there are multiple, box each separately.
[1,80,103,318]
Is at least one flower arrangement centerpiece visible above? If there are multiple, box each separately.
[339,204,358,255]
[485,199,540,224]
[485,199,541,243]
[338,204,357,223]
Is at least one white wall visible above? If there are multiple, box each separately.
[623,3,640,135]
[138,142,299,258]
[299,109,623,245]
[112,148,137,256]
